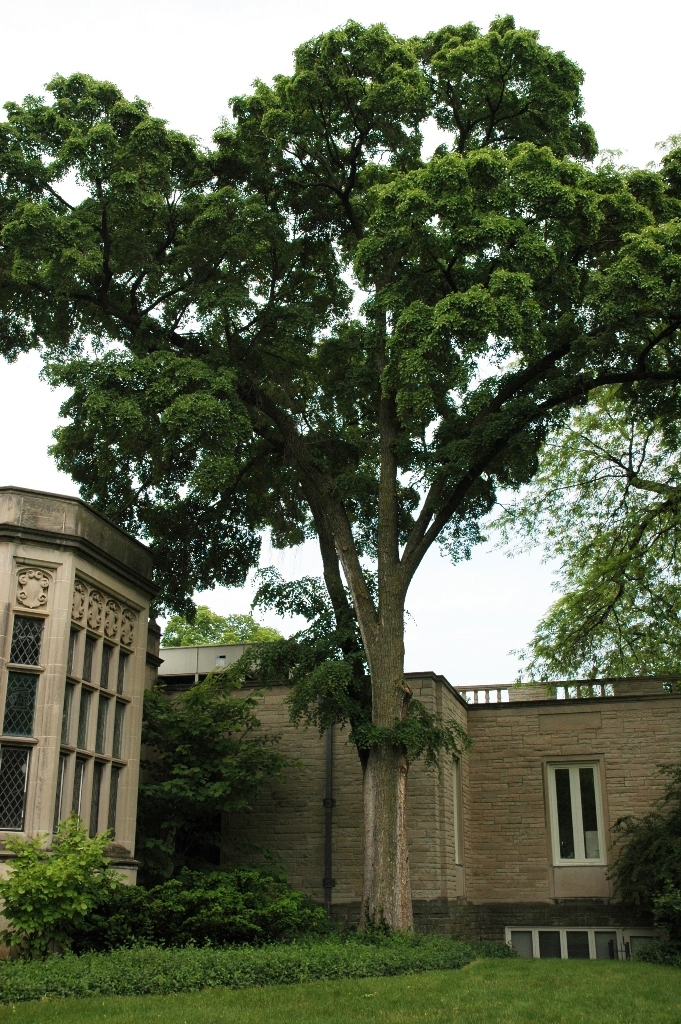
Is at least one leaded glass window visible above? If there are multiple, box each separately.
[72,756,86,816]
[82,635,95,683]
[67,630,78,676]
[53,753,66,831]
[76,689,92,749]
[61,683,75,745]
[9,616,43,666]
[3,673,38,736]
[100,645,112,689]
[117,651,128,695]
[108,765,121,834]
[0,745,30,829]
[112,702,125,759]
[95,696,109,755]
[90,761,103,837]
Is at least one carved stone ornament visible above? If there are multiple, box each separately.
[120,607,136,648]
[16,568,51,610]
[87,590,104,632]
[72,580,87,622]
[104,599,121,640]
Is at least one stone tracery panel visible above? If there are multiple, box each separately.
[71,579,136,648]
[104,599,121,640]
[120,608,136,648]
[87,590,104,632]
[72,580,87,622]
[16,568,51,610]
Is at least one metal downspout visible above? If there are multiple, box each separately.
[322,723,336,913]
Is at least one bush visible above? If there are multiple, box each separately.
[0,934,514,1004]
[68,868,328,952]
[633,938,681,967]
[138,679,288,880]
[610,761,681,941]
[0,816,120,957]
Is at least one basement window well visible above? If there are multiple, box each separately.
[506,927,657,960]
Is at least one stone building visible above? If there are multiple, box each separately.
[159,647,681,959]
[1,484,676,959]
[0,487,159,880]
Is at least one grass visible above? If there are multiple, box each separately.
[0,958,678,1024]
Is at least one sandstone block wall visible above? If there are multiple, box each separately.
[463,694,681,904]
[219,671,681,932]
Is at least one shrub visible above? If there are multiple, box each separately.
[138,679,288,880]
[0,934,514,1004]
[68,868,328,951]
[633,938,681,967]
[0,816,120,957]
[610,761,681,941]
[653,886,681,941]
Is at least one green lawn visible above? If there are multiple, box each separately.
[0,958,678,1024]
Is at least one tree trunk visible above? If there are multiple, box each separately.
[360,592,413,930]
[361,739,412,929]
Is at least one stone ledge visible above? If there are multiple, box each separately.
[329,898,655,941]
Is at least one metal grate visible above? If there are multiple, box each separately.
[3,673,38,736]
[82,635,96,682]
[100,645,112,689]
[9,616,43,666]
[108,765,121,834]
[117,652,128,695]
[0,745,29,829]
[90,761,103,837]
[112,702,125,759]
[95,696,109,754]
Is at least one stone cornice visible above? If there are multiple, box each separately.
[0,487,156,598]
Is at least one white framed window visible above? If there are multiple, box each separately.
[505,926,657,960]
[547,762,605,865]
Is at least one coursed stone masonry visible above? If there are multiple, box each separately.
[157,647,681,941]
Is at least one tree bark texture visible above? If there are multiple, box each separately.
[361,738,412,929]
[359,582,413,930]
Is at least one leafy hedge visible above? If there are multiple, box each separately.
[634,940,681,967]
[0,935,513,1004]
[68,868,327,951]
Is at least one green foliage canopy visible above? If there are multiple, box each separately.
[162,605,282,647]
[497,387,681,679]
[2,15,681,925]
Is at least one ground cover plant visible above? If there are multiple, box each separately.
[0,959,679,1024]
[0,934,511,1004]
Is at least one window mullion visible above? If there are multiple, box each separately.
[570,766,585,860]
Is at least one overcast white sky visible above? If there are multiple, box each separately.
[0,0,678,684]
